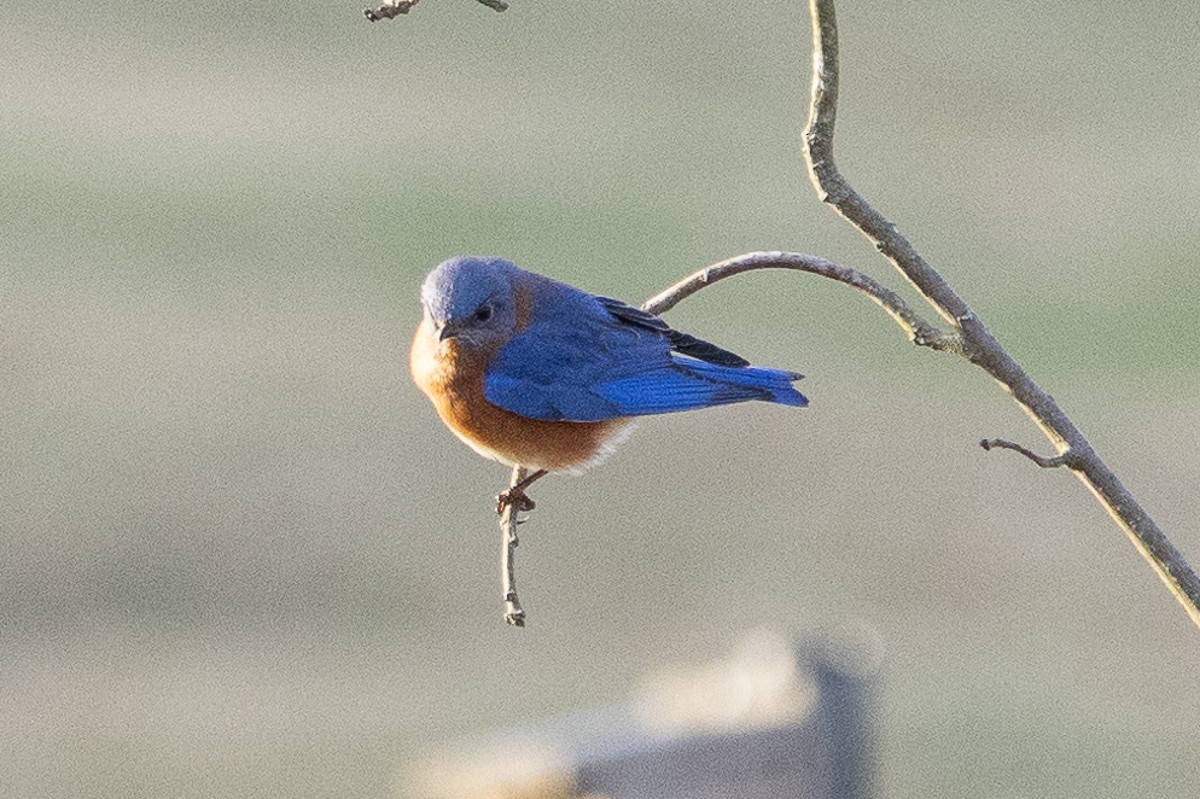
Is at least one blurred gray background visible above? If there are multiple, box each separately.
[3,1,1198,797]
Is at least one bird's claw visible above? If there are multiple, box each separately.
[496,487,536,515]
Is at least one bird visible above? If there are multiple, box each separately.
[410,256,808,509]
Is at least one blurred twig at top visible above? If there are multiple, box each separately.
[364,0,507,23]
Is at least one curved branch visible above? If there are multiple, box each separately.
[804,0,1200,628]
[642,250,960,353]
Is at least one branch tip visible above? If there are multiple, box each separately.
[980,438,1070,469]
[504,592,526,627]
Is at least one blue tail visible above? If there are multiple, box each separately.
[593,356,808,417]
[677,357,809,407]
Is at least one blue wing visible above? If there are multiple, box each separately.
[483,280,806,422]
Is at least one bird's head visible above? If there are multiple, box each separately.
[420,256,520,350]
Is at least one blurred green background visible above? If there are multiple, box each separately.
[3,1,1198,797]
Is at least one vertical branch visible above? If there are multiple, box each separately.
[802,0,1200,628]
[804,0,973,330]
[500,465,527,627]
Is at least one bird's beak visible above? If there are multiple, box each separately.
[436,321,457,342]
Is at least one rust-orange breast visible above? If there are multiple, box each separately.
[410,318,627,473]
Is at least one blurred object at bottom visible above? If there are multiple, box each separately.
[403,627,881,799]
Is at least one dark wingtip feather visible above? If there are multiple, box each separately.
[667,331,751,367]
[598,296,753,367]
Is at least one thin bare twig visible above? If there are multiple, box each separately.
[498,465,528,627]
[980,439,1071,469]
[364,0,507,23]
[804,0,1200,628]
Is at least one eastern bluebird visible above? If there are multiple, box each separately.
[411,256,807,502]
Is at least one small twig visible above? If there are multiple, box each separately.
[498,465,528,627]
[642,251,960,354]
[364,0,507,22]
[980,439,1071,469]
[364,0,418,21]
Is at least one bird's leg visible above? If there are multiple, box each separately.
[495,469,547,515]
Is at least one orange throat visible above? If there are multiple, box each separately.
[410,319,631,474]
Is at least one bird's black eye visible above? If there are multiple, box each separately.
[474,304,493,322]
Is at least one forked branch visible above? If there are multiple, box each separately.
[803,0,1200,628]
